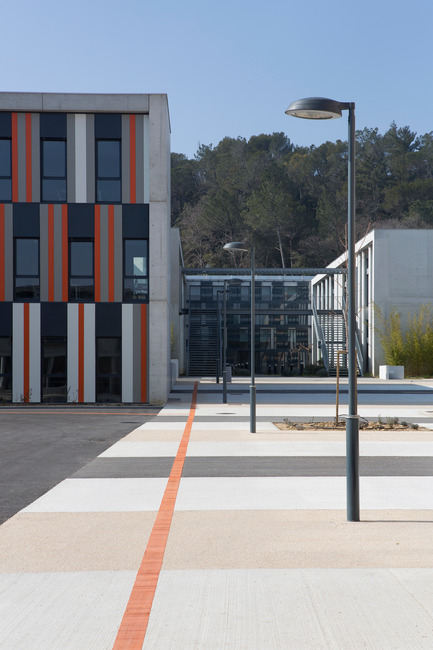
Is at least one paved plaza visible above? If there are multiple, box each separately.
[1,377,433,648]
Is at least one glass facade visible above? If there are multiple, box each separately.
[0,138,11,201]
[41,139,67,202]
[14,238,40,300]
[96,140,121,203]
[69,239,94,301]
[186,276,311,377]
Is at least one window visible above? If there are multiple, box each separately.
[0,138,11,201]
[41,139,66,202]
[41,337,67,403]
[69,239,94,301]
[124,239,148,301]
[96,337,121,402]
[0,337,11,403]
[96,139,121,203]
[15,238,39,300]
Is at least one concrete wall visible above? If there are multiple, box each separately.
[148,95,171,404]
[371,229,433,373]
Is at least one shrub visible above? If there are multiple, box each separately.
[375,303,433,376]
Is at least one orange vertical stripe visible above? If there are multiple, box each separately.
[78,304,84,403]
[48,204,55,301]
[141,303,147,402]
[130,115,136,204]
[62,205,68,301]
[11,113,18,202]
[23,304,30,403]
[25,113,32,202]
[108,205,115,302]
[113,382,199,649]
[94,206,101,302]
[0,205,4,301]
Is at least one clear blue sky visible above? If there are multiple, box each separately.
[3,0,432,158]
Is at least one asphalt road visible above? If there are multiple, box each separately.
[0,406,160,524]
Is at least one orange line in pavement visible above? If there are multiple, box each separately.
[113,381,199,649]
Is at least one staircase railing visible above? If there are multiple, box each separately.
[311,296,329,373]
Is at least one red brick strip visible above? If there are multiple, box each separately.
[113,381,198,649]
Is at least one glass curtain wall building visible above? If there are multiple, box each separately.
[184,272,312,377]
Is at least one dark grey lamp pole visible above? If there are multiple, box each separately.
[285,97,360,522]
[223,242,256,433]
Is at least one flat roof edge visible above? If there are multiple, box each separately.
[0,92,168,113]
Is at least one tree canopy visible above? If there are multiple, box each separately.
[172,125,433,268]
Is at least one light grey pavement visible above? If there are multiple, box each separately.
[2,376,433,648]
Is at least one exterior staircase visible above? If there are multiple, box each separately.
[187,310,219,376]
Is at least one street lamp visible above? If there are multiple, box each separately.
[285,97,359,522]
[223,242,256,433]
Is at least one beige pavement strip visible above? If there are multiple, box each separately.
[189,428,433,442]
[0,512,157,572]
[163,510,433,570]
[122,429,185,441]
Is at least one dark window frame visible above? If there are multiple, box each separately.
[40,137,67,203]
[95,138,122,204]
[14,237,40,301]
[123,238,149,302]
[41,336,67,403]
[0,137,12,202]
[0,336,12,403]
[69,238,95,302]
[95,336,122,403]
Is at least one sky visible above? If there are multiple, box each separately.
[2,0,433,158]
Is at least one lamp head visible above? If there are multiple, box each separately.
[223,241,249,252]
[285,97,342,120]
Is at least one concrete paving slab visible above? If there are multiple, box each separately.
[0,571,135,650]
[175,476,433,510]
[99,439,433,457]
[144,569,433,649]
[22,478,166,513]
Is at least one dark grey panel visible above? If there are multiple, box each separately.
[95,303,122,336]
[121,115,130,204]
[66,115,76,203]
[94,113,122,139]
[13,203,40,236]
[67,204,94,237]
[122,204,149,237]
[0,303,12,335]
[31,114,40,202]
[40,112,67,138]
[41,303,67,336]
[0,112,11,137]
[39,205,49,302]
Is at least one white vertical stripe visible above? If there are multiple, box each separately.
[67,304,79,403]
[122,304,134,402]
[29,304,41,402]
[143,115,150,203]
[12,304,24,402]
[83,304,95,402]
[75,114,87,203]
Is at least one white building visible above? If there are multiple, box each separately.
[312,229,433,376]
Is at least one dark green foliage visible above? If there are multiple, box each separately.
[172,124,433,269]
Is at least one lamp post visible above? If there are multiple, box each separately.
[285,97,359,521]
[223,242,256,432]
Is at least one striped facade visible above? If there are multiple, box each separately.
[0,93,172,405]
